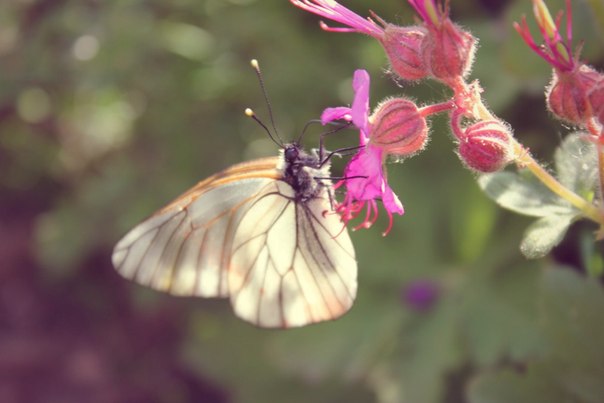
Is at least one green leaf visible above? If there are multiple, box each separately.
[462,263,543,366]
[267,291,404,381]
[184,309,375,403]
[478,172,574,217]
[554,132,598,199]
[396,298,465,403]
[540,268,604,368]
[537,268,604,402]
[469,368,574,403]
[520,213,578,258]
[468,266,604,403]
[479,133,599,260]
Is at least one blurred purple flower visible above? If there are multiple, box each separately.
[402,279,440,311]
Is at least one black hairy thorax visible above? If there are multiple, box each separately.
[280,143,331,203]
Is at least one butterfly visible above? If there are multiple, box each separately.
[111,139,358,328]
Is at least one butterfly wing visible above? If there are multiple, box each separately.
[112,156,358,328]
[112,157,280,297]
[229,181,357,328]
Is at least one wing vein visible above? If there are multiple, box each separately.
[148,211,188,286]
[303,206,354,298]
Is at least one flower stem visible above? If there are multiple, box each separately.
[591,121,604,208]
[597,143,604,209]
[419,100,455,117]
[512,138,604,226]
[453,78,603,228]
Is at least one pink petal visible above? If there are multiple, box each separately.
[320,106,352,125]
[289,0,384,38]
[351,69,371,134]
[344,145,384,201]
[382,186,404,215]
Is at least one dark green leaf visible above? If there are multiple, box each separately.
[462,263,543,366]
[396,297,465,403]
[468,267,604,403]
[469,368,575,403]
[267,292,405,381]
[540,268,604,368]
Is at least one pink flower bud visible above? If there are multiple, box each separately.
[458,120,514,173]
[421,20,476,84]
[369,98,428,156]
[547,64,604,126]
[380,25,428,81]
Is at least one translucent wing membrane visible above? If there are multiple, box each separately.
[112,155,358,328]
[112,158,279,297]
[229,181,357,328]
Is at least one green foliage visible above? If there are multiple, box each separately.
[478,133,598,259]
[2,0,604,402]
[469,267,604,403]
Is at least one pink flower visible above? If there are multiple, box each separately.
[289,0,384,37]
[335,145,403,235]
[408,0,476,84]
[407,0,444,29]
[322,70,404,235]
[514,0,604,126]
[514,0,575,72]
[290,0,429,81]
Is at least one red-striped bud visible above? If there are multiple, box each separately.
[421,19,476,84]
[547,64,604,126]
[370,98,428,156]
[380,25,428,81]
[458,120,513,173]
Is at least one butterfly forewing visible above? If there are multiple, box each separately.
[229,181,357,328]
[112,158,280,297]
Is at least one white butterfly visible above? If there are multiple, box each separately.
[112,142,357,328]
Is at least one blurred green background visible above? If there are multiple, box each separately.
[2,0,604,402]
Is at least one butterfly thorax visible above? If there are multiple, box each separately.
[278,143,330,202]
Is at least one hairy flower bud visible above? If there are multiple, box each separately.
[380,25,428,81]
[421,20,476,84]
[369,98,428,156]
[458,120,513,173]
[547,65,604,126]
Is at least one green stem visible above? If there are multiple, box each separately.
[512,138,604,227]
[598,144,604,206]
[453,78,604,230]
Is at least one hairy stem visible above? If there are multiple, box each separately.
[513,139,604,227]
[453,77,603,229]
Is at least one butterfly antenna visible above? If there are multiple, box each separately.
[250,59,284,145]
[317,121,353,163]
[296,119,321,145]
[245,108,282,147]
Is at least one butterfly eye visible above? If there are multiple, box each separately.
[284,146,299,162]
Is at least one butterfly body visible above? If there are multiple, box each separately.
[112,143,357,328]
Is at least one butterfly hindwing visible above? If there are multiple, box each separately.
[229,181,357,328]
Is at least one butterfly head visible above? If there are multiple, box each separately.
[284,143,301,164]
